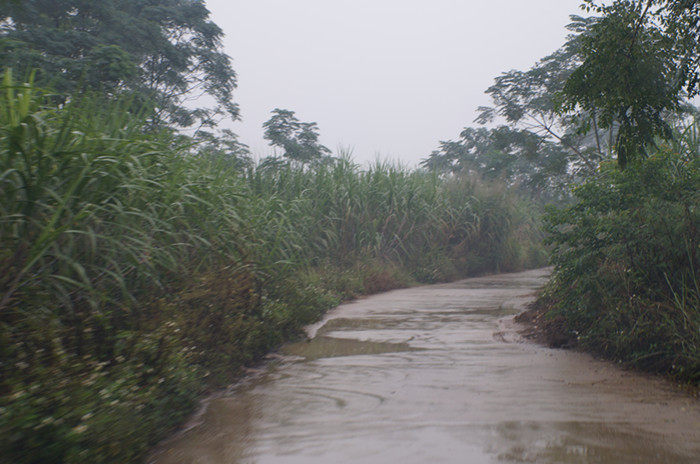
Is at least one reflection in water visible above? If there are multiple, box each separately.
[151,269,699,464]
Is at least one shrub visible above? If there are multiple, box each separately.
[542,142,699,383]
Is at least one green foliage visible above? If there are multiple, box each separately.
[421,126,572,200]
[0,0,238,128]
[424,16,613,197]
[566,1,685,167]
[477,16,610,174]
[0,76,545,463]
[262,108,332,164]
[542,133,699,382]
[193,129,253,171]
[660,0,700,96]
[583,1,700,96]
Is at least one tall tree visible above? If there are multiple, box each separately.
[0,0,238,128]
[584,1,700,95]
[194,129,252,170]
[658,1,700,96]
[263,109,331,164]
[423,16,607,197]
[567,0,693,166]
[477,16,611,175]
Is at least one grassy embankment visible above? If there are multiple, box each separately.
[522,125,699,385]
[0,77,546,463]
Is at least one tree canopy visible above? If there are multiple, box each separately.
[263,109,331,164]
[0,0,238,128]
[423,17,605,194]
[425,1,699,182]
[476,16,610,175]
[564,1,681,167]
[583,1,700,96]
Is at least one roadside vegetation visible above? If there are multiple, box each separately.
[1,0,699,462]
[0,76,545,463]
[424,1,699,383]
[538,0,699,384]
[542,138,699,381]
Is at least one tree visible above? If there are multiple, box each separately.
[584,1,700,96]
[263,109,331,164]
[422,126,571,199]
[656,1,700,97]
[0,0,238,128]
[194,129,252,170]
[566,1,691,167]
[423,16,609,198]
[477,16,612,176]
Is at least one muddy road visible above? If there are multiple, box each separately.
[151,269,699,463]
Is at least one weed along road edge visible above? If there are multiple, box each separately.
[151,268,699,463]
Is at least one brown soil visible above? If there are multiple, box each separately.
[514,296,576,348]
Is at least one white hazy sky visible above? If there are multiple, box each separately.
[207,0,584,165]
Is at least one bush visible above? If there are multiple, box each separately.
[542,143,699,383]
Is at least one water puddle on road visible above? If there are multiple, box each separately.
[150,269,699,464]
[280,335,417,361]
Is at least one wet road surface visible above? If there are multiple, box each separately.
[151,269,699,463]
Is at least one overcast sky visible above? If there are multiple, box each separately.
[207,0,584,165]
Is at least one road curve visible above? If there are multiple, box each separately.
[151,268,699,463]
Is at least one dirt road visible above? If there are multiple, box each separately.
[151,268,699,463]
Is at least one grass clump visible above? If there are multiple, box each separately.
[0,75,546,463]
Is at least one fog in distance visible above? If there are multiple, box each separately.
[208,0,583,164]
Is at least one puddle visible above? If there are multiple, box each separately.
[280,336,417,361]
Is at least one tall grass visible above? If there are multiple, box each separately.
[0,75,546,463]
